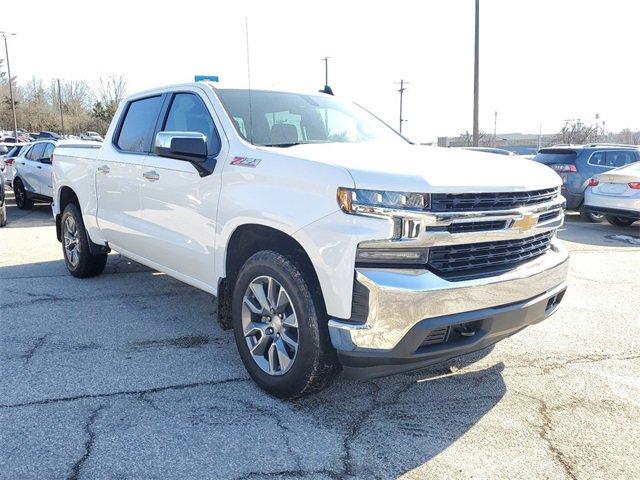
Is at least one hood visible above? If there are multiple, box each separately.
[262,142,561,193]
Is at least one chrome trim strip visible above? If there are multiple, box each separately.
[329,238,569,352]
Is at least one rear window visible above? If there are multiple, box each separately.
[6,146,22,157]
[533,148,578,165]
[116,95,163,153]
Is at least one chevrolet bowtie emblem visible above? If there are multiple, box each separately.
[513,214,538,232]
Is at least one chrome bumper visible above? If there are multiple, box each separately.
[329,237,569,352]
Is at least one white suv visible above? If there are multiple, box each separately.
[13,140,57,209]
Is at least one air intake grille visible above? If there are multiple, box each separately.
[428,231,554,279]
[431,188,559,212]
[447,220,507,234]
[420,326,450,347]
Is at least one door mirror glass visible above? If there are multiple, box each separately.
[39,157,52,164]
[154,131,207,162]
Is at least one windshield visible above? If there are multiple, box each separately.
[216,89,406,147]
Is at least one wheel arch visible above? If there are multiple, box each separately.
[56,186,81,242]
[217,223,328,327]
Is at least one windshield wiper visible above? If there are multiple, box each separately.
[260,143,302,148]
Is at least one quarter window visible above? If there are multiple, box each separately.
[163,93,220,155]
[116,95,164,153]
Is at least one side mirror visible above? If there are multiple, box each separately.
[154,131,207,162]
[40,157,52,165]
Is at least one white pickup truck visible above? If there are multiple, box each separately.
[52,82,569,398]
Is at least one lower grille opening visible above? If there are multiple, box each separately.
[418,320,483,350]
[545,289,566,314]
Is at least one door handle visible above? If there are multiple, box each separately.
[97,165,110,174]
[143,170,160,182]
[37,166,42,169]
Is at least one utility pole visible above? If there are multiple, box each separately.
[472,0,480,146]
[57,79,65,136]
[395,79,408,134]
[493,111,497,137]
[1,32,18,143]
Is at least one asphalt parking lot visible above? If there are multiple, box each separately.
[1,192,639,480]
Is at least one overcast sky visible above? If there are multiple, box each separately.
[3,0,639,141]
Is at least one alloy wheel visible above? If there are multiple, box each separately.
[241,275,299,376]
[63,216,81,267]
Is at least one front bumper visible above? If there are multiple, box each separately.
[329,238,569,378]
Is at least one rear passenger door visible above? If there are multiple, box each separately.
[95,94,164,254]
[139,90,225,287]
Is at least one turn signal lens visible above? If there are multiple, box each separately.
[628,182,640,189]
[587,178,599,187]
[337,187,353,212]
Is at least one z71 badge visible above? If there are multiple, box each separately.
[230,156,261,168]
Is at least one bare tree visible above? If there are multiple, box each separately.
[93,74,127,121]
[555,120,600,144]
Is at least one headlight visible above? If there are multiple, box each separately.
[355,245,429,266]
[337,187,429,215]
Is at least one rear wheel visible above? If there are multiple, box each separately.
[579,206,604,223]
[232,250,339,398]
[14,179,34,210]
[605,215,636,227]
[61,203,108,278]
[0,203,6,227]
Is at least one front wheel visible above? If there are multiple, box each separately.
[605,215,636,227]
[61,203,108,278]
[232,250,339,398]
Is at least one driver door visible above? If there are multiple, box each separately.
[139,90,224,288]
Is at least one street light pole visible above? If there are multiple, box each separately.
[472,0,480,146]
[1,32,18,142]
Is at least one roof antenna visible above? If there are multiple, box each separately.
[245,17,254,142]
[320,57,334,95]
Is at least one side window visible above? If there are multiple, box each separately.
[162,93,221,155]
[606,151,636,167]
[116,95,164,153]
[41,143,55,162]
[26,144,45,161]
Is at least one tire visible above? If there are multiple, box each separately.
[579,206,604,223]
[0,203,6,227]
[232,250,339,398]
[605,215,636,227]
[61,203,108,278]
[14,179,34,210]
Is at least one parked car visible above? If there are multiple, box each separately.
[12,140,58,209]
[80,131,104,142]
[52,83,568,398]
[2,143,27,187]
[0,166,6,227]
[36,131,61,140]
[584,161,640,227]
[462,147,517,156]
[533,144,640,222]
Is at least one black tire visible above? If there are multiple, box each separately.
[14,179,34,210]
[61,203,108,278]
[579,206,604,223]
[0,204,6,227]
[605,215,636,227]
[231,250,339,398]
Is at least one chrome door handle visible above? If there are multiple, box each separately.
[143,170,160,182]
[97,165,110,174]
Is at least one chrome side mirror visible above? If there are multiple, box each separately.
[154,131,207,162]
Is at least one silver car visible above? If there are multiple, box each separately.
[584,161,640,227]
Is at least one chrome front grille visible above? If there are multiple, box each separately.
[428,231,555,279]
[430,188,559,212]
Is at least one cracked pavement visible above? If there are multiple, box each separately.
[1,192,639,479]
